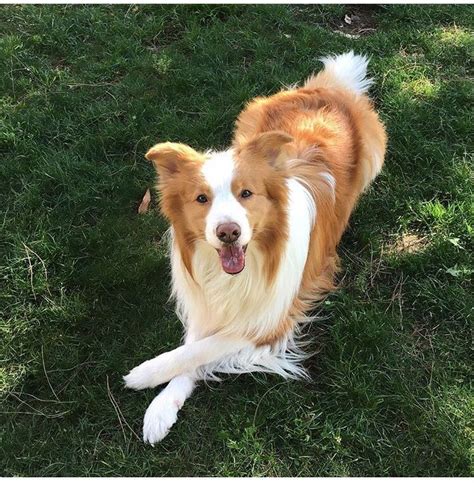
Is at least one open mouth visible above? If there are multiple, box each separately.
[217,244,247,275]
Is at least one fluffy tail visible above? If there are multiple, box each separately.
[304,51,373,95]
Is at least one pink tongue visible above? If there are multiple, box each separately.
[218,245,245,274]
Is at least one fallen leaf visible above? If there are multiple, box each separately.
[446,265,473,277]
[138,188,151,214]
[448,237,464,249]
[446,266,462,277]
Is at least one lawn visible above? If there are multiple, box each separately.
[0,4,472,477]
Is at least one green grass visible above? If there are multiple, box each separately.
[1,4,473,477]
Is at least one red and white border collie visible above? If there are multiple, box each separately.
[124,52,387,445]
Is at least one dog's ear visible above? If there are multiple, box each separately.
[145,142,203,180]
[245,131,294,170]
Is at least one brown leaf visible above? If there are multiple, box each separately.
[138,188,151,214]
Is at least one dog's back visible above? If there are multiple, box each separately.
[234,51,386,196]
[233,51,387,316]
[305,51,387,192]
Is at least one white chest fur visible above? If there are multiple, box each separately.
[170,178,315,342]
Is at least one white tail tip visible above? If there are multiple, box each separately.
[319,50,373,94]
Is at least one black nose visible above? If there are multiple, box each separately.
[216,222,241,243]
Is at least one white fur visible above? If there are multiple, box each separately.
[124,333,252,390]
[124,161,317,445]
[319,51,373,94]
[170,177,315,372]
[143,375,195,445]
[124,51,382,446]
[202,149,252,248]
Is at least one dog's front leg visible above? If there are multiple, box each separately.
[123,334,252,390]
[125,334,252,445]
[137,330,199,445]
[142,373,196,445]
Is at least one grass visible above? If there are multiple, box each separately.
[0,4,472,477]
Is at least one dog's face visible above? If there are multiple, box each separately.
[146,131,292,275]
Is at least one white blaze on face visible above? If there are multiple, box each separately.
[201,150,252,249]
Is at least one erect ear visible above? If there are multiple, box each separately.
[145,142,203,179]
[244,131,294,170]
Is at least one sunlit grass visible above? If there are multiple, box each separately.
[1,4,472,477]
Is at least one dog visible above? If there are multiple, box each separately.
[124,51,387,445]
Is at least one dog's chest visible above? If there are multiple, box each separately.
[171,243,302,340]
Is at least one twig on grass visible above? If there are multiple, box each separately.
[106,375,141,442]
[22,242,52,298]
[252,381,289,428]
[22,243,36,300]
[41,345,60,401]
[7,392,72,419]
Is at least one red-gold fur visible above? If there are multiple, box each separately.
[233,77,387,345]
[125,52,387,445]
[146,63,387,349]
[145,143,209,277]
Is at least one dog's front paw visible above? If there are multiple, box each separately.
[143,393,181,445]
[123,360,157,390]
[123,353,176,390]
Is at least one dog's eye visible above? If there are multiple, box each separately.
[196,194,208,204]
[241,189,253,199]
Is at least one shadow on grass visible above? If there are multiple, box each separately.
[1,4,472,477]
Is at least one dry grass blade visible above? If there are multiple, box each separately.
[106,376,141,442]
[41,345,60,401]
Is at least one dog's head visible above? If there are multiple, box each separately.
[147,131,293,276]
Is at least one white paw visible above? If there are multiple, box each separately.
[123,360,158,390]
[123,353,175,390]
[143,393,182,445]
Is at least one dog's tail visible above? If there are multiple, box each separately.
[304,51,373,95]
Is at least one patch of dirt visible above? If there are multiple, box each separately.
[333,5,382,38]
[388,234,429,255]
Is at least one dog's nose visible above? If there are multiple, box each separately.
[216,222,241,243]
